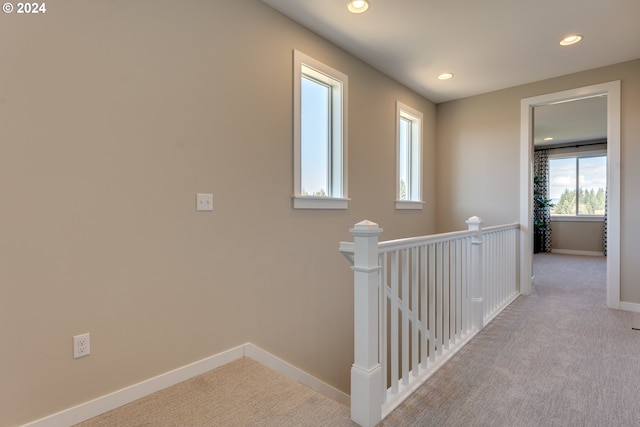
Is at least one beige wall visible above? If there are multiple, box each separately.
[550,220,605,254]
[4,1,639,424]
[0,1,437,425]
[436,59,640,303]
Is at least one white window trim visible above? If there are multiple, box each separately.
[548,148,607,219]
[292,50,349,210]
[551,215,604,222]
[395,200,425,210]
[395,101,423,210]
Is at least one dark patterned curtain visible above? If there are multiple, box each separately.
[603,191,608,256]
[534,150,552,252]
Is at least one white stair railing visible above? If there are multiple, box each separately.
[339,217,519,427]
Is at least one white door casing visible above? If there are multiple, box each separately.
[519,81,621,308]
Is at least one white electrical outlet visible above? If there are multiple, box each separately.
[73,333,91,358]
[196,193,213,211]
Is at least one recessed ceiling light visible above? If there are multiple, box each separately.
[347,0,369,14]
[437,72,454,80]
[559,34,583,46]
[544,137,554,141]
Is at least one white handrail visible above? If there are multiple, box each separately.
[340,217,520,427]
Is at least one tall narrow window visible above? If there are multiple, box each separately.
[293,50,348,209]
[396,102,423,209]
[549,153,607,216]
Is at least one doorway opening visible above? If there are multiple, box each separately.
[519,81,621,308]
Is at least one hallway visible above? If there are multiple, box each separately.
[380,253,639,426]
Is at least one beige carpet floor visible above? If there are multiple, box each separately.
[380,253,640,426]
[75,357,357,427]
[76,253,640,426]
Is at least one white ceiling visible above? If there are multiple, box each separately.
[533,95,607,147]
[262,0,640,104]
[262,0,638,145]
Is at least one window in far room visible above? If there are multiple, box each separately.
[549,153,607,217]
[396,101,423,209]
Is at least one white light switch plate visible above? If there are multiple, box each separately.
[196,193,213,211]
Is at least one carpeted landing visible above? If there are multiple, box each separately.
[75,356,357,427]
[76,253,640,426]
[379,253,640,426]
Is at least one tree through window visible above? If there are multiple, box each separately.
[549,155,606,216]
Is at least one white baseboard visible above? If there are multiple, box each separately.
[620,301,640,313]
[551,249,605,257]
[22,344,350,427]
[245,343,350,407]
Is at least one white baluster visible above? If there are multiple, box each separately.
[428,244,436,362]
[390,250,399,394]
[401,248,409,384]
[411,247,419,377]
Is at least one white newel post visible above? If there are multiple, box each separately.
[349,220,384,427]
[466,216,485,331]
